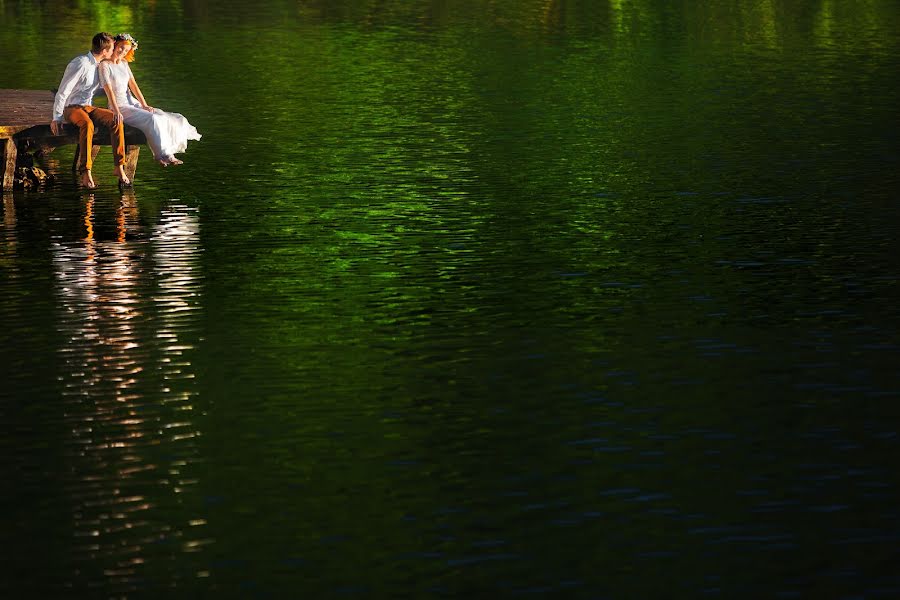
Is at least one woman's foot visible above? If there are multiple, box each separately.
[80,170,96,189]
[159,156,183,167]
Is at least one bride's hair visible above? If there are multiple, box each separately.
[114,33,138,63]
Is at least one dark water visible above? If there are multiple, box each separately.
[2,1,900,597]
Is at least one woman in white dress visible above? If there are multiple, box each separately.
[99,33,201,167]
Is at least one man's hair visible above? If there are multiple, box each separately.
[91,32,114,54]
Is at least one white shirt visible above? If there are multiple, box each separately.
[52,52,102,121]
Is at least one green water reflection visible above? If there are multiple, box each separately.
[1,0,899,597]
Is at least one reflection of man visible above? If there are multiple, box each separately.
[50,32,129,189]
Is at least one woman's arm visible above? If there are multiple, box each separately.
[103,82,124,124]
[99,63,124,124]
[126,65,152,110]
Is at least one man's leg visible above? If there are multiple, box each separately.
[85,106,129,184]
[63,105,96,188]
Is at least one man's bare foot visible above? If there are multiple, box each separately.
[80,170,96,189]
[116,165,131,187]
[158,159,169,167]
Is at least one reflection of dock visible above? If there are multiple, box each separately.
[0,89,145,190]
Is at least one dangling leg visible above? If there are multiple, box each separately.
[64,106,97,188]
[88,106,130,186]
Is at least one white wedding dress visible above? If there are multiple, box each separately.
[99,61,201,161]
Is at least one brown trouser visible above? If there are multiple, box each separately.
[63,105,125,171]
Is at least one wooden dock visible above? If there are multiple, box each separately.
[1,88,146,190]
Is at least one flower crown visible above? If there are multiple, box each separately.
[116,33,138,49]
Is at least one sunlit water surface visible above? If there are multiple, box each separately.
[1,1,899,597]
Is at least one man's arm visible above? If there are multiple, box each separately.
[50,57,85,133]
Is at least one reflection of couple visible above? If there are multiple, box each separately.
[51,32,201,189]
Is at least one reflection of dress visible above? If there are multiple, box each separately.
[99,61,201,160]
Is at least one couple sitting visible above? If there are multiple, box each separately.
[51,32,201,188]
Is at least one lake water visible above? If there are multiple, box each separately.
[2,1,899,597]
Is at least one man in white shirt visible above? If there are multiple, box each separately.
[50,32,129,189]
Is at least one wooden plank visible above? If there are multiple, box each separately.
[124,145,140,181]
[2,137,17,191]
[0,89,56,136]
[14,123,147,146]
